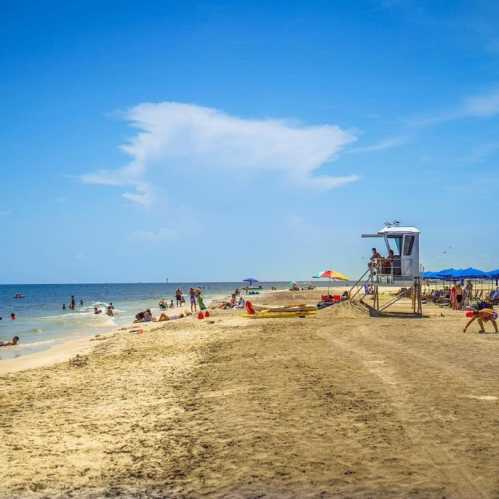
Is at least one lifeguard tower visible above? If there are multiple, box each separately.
[349,222,423,317]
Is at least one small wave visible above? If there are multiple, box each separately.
[39,310,112,322]
[39,312,87,320]
[18,339,56,348]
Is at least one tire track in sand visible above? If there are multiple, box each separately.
[318,324,489,499]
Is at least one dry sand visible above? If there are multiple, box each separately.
[0,289,498,498]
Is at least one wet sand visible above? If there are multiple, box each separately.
[0,290,498,498]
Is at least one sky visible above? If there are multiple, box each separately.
[1,0,499,284]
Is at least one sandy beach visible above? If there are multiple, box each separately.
[1,289,498,498]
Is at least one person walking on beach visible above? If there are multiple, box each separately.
[175,288,182,307]
[70,295,76,310]
[450,285,457,310]
[455,283,463,310]
[189,288,197,313]
[464,281,473,307]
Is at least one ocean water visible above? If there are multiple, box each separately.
[0,282,291,361]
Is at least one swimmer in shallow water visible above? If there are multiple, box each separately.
[0,336,19,347]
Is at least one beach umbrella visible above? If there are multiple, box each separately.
[313,269,350,293]
[243,277,258,287]
[486,269,499,286]
[486,269,499,279]
[436,268,459,280]
[455,267,488,280]
[320,270,350,281]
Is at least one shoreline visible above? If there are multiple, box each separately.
[0,285,388,375]
[0,287,255,374]
[0,334,99,375]
[0,288,267,375]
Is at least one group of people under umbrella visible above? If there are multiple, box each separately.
[422,267,499,281]
[422,267,499,333]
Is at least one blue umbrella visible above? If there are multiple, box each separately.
[455,267,488,279]
[434,268,459,280]
[486,269,499,279]
[243,278,258,287]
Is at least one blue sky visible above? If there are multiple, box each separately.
[1,0,499,283]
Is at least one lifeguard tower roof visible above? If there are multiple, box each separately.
[362,225,420,238]
[378,226,420,234]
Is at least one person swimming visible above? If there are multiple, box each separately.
[0,336,19,347]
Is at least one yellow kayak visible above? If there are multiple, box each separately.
[243,310,316,319]
[253,304,317,313]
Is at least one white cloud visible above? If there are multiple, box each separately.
[122,183,154,207]
[348,136,407,154]
[462,90,499,117]
[81,102,358,205]
[410,88,499,126]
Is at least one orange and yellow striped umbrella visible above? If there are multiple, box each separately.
[319,270,350,281]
